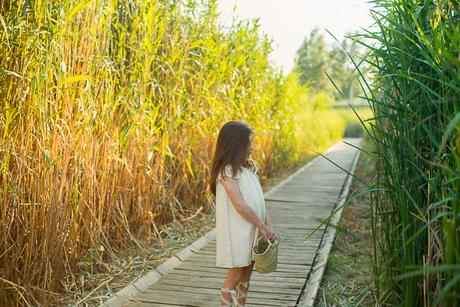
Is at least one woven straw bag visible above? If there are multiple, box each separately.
[252,236,279,274]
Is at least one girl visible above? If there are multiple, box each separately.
[209,120,277,306]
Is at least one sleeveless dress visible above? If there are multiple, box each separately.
[215,164,266,268]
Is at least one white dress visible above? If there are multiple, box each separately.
[215,164,266,268]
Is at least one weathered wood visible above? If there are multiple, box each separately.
[174,261,310,273]
[101,138,362,307]
[128,293,291,306]
[141,284,301,300]
[265,195,338,203]
[172,265,310,278]
[147,281,303,295]
[156,274,306,286]
[181,256,313,266]
[139,288,300,302]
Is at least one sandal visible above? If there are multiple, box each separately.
[236,280,249,306]
[220,287,237,306]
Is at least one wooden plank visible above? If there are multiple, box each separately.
[161,270,307,284]
[146,282,302,295]
[141,287,301,302]
[200,231,324,242]
[199,244,320,252]
[271,186,341,191]
[198,243,318,251]
[127,294,293,307]
[279,178,346,185]
[197,249,318,260]
[127,295,289,307]
[200,242,322,252]
[265,205,336,211]
[267,192,339,199]
[265,196,337,203]
[181,256,313,266]
[148,275,306,291]
[200,241,320,250]
[266,207,335,213]
[177,262,311,273]
[139,284,301,303]
[182,254,317,265]
[199,239,322,249]
[200,232,323,242]
[172,265,310,278]
[270,223,326,229]
[133,289,297,306]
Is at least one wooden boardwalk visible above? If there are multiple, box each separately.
[102,138,362,307]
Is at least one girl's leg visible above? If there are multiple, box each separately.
[236,260,255,306]
[221,267,243,306]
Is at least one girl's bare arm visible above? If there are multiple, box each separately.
[265,211,271,226]
[220,177,265,229]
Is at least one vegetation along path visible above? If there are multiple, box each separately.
[101,138,363,307]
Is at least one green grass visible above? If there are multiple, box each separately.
[349,0,460,305]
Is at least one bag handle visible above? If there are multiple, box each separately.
[253,236,279,255]
[258,235,279,246]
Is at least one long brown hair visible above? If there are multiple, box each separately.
[209,120,257,196]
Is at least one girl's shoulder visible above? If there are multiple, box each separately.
[217,164,243,181]
[216,163,261,182]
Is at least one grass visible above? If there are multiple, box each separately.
[348,0,460,305]
[58,208,217,305]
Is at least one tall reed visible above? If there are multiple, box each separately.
[353,0,460,305]
[0,0,365,304]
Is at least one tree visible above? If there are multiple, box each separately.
[293,27,329,92]
[293,28,365,102]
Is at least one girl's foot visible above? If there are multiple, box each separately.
[220,287,237,306]
[236,280,249,306]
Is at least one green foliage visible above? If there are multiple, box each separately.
[354,0,460,305]
[294,28,329,91]
[343,122,364,138]
[293,27,365,101]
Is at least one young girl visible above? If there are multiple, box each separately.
[209,120,277,306]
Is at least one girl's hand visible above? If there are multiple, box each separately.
[266,223,277,241]
[257,224,269,241]
[258,223,276,242]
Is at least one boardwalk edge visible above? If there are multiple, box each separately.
[99,228,217,306]
[296,138,362,307]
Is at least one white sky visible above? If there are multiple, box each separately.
[216,0,375,74]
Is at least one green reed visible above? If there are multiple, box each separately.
[350,0,460,305]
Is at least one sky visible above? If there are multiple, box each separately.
[216,0,375,74]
